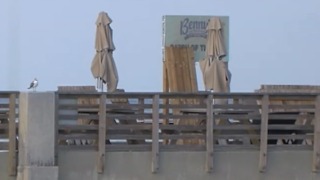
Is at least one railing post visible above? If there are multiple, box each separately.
[259,94,269,172]
[54,93,59,167]
[313,95,320,172]
[162,96,170,145]
[151,94,160,173]
[206,94,214,173]
[8,93,17,176]
[97,94,106,174]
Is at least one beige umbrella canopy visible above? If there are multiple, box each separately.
[200,17,231,93]
[91,12,118,92]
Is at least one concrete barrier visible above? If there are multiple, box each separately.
[0,152,16,180]
[17,92,58,180]
[57,150,319,180]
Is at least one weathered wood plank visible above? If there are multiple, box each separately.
[59,134,98,140]
[108,124,151,130]
[268,134,313,139]
[0,92,19,98]
[213,104,260,109]
[187,47,198,92]
[267,125,313,131]
[160,114,206,119]
[97,94,106,174]
[59,124,99,130]
[58,143,313,152]
[160,104,205,109]
[8,93,17,176]
[269,104,315,109]
[215,134,259,139]
[59,144,96,150]
[0,114,9,119]
[161,134,205,139]
[268,145,312,151]
[212,114,260,119]
[268,114,314,120]
[206,94,214,173]
[162,62,170,146]
[0,134,8,138]
[57,91,320,97]
[58,104,100,110]
[105,134,205,140]
[0,142,8,150]
[160,145,205,151]
[214,145,259,151]
[151,95,160,173]
[54,93,59,166]
[58,114,99,120]
[313,95,320,172]
[259,95,269,173]
[0,124,9,129]
[106,144,151,151]
[61,124,309,132]
[107,104,152,109]
[104,124,206,131]
[0,104,9,108]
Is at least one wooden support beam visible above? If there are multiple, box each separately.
[187,48,197,91]
[97,94,106,174]
[8,93,17,176]
[206,94,214,173]
[162,62,170,145]
[313,95,320,172]
[259,95,269,172]
[151,94,160,173]
[54,93,59,166]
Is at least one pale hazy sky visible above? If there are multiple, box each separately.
[1,0,320,92]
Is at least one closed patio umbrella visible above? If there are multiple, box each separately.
[91,12,118,92]
[200,17,231,145]
[200,17,231,93]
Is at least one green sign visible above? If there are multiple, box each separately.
[162,15,229,62]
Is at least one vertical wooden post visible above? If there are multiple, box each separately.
[313,95,320,172]
[54,93,59,166]
[259,94,269,172]
[138,97,144,115]
[97,94,106,174]
[151,94,160,173]
[206,94,214,173]
[8,93,17,176]
[162,61,170,145]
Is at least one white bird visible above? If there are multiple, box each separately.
[28,78,38,92]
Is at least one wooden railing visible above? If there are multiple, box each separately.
[56,92,320,173]
[0,91,19,176]
[1,91,319,174]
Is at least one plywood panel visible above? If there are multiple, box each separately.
[163,47,201,145]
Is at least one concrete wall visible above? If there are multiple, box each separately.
[57,150,320,180]
[0,152,16,180]
[17,92,58,180]
[2,150,320,180]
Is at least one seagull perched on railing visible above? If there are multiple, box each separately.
[28,78,38,92]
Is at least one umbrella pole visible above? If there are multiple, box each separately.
[97,78,102,92]
[101,81,103,92]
